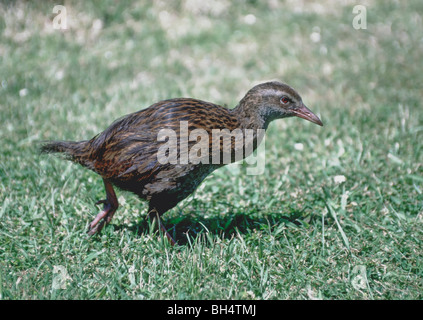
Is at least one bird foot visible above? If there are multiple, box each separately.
[87,202,116,235]
[148,210,177,246]
[160,223,177,246]
[87,179,118,236]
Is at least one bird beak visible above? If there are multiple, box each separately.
[292,103,323,126]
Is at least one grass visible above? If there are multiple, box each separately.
[1,0,422,299]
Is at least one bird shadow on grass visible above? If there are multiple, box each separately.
[112,208,313,246]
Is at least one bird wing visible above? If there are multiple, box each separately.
[86,101,173,181]
[86,99,240,184]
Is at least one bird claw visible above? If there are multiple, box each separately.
[87,201,117,236]
[87,220,106,236]
[87,200,109,235]
[95,199,107,206]
[147,209,177,246]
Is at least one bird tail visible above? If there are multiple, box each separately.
[40,140,91,167]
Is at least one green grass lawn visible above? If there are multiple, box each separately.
[1,0,422,299]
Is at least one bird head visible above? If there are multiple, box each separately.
[238,81,323,128]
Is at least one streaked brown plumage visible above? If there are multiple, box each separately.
[41,81,323,244]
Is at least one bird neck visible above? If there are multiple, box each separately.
[231,102,269,131]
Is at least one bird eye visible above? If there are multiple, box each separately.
[280,96,290,104]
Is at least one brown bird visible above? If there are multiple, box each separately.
[41,81,322,244]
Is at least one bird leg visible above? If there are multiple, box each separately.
[147,208,176,246]
[87,179,119,236]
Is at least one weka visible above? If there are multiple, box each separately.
[41,81,323,244]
